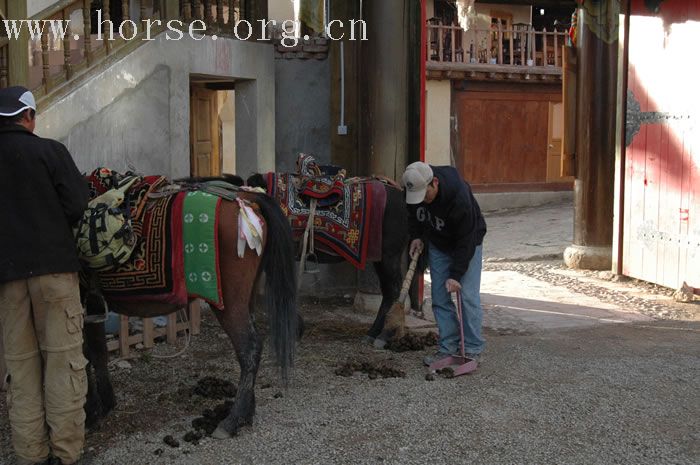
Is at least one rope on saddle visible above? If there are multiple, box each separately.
[297,198,318,290]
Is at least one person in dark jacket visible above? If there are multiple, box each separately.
[0,86,89,465]
[402,162,487,366]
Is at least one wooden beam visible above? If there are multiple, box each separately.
[7,1,29,87]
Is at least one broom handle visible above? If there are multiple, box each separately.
[398,250,421,304]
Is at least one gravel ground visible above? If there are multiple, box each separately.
[1,262,699,465]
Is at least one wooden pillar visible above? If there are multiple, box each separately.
[7,1,29,87]
[0,329,6,391]
[359,0,410,178]
[564,1,619,270]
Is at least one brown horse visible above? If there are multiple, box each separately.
[83,182,298,439]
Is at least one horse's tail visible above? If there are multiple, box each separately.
[253,192,297,383]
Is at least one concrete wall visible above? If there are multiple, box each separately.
[27,0,54,17]
[274,57,331,172]
[37,34,275,178]
[426,80,451,166]
[268,0,295,22]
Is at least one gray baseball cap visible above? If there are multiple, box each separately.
[402,161,434,204]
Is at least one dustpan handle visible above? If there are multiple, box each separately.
[455,291,466,358]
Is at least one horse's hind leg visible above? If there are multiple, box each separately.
[83,320,116,427]
[211,300,262,439]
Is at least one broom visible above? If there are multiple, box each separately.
[383,245,424,341]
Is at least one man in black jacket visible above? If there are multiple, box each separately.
[0,87,88,465]
[402,162,487,366]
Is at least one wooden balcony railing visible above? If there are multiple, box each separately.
[0,0,244,106]
[427,24,569,69]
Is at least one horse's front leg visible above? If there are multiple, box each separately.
[211,305,262,439]
[368,257,402,347]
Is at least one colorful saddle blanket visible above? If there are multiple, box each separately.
[264,172,386,269]
[84,169,225,309]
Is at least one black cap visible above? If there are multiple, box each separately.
[0,86,37,117]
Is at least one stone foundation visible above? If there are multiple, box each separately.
[564,245,612,270]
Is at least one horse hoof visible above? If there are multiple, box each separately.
[212,426,232,440]
[361,335,375,345]
[373,338,387,349]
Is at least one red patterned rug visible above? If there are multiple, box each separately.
[265,172,386,269]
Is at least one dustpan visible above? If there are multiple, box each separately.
[429,291,478,376]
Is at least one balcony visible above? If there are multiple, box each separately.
[426,23,568,83]
[0,1,244,105]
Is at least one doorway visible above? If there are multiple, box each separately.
[189,80,236,177]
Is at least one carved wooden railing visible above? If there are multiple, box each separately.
[427,24,569,68]
[0,0,244,104]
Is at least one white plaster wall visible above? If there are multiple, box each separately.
[476,3,531,25]
[268,0,296,22]
[426,80,451,166]
[36,34,275,178]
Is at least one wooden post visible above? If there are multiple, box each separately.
[509,28,513,65]
[0,43,9,88]
[102,0,112,55]
[564,2,619,270]
[499,23,505,64]
[41,32,50,93]
[142,317,155,348]
[119,315,130,358]
[189,300,201,335]
[216,0,224,25]
[83,0,92,66]
[228,0,236,25]
[7,1,29,87]
[554,32,559,67]
[0,329,6,391]
[140,0,147,21]
[62,11,72,80]
[163,0,181,21]
[166,312,178,345]
[203,1,212,24]
[183,1,192,20]
[450,27,455,62]
[121,0,131,37]
[194,0,203,21]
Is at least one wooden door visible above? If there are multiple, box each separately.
[190,86,221,177]
[455,89,557,185]
[622,0,700,290]
[546,102,571,182]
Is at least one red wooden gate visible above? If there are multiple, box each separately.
[622,0,700,289]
